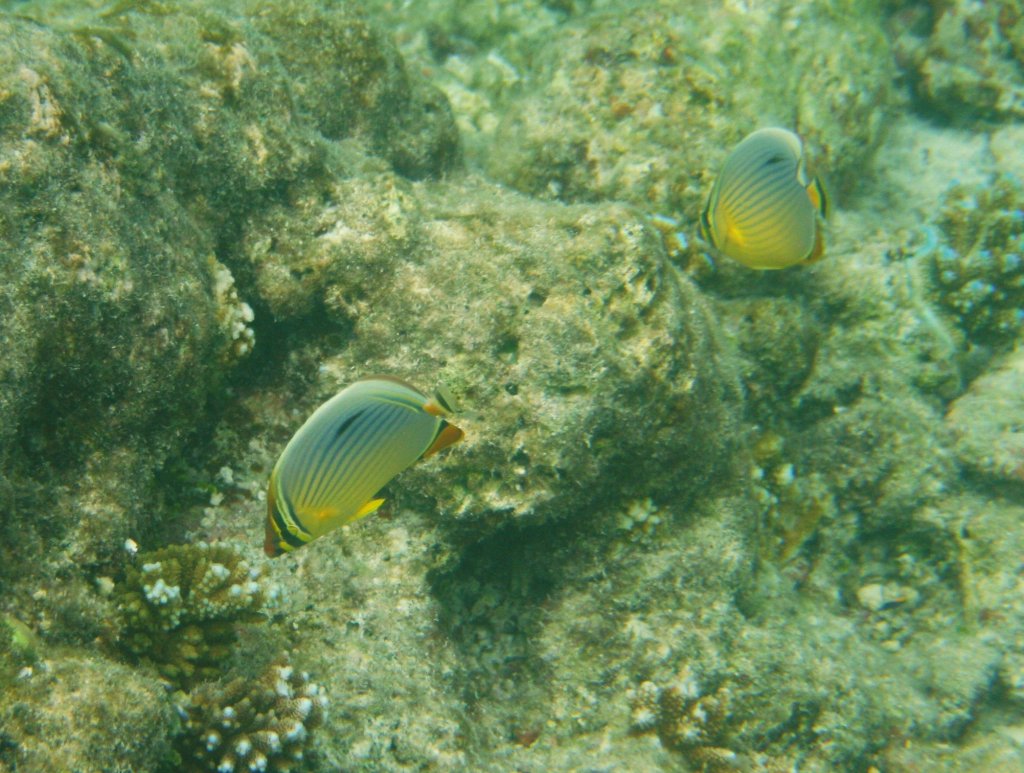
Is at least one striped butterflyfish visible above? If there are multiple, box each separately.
[264,376,464,557]
[700,127,828,270]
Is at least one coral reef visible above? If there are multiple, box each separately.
[0,0,460,587]
[115,543,278,688]
[893,0,1024,122]
[480,0,895,215]
[0,1,454,759]
[363,0,895,212]
[176,653,328,773]
[2,0,1024,770]
[243,176,743,558]
[928,173,1024,345]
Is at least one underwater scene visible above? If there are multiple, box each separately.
[1,0,1024,770]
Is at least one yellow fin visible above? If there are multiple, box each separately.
[351,498,386,523]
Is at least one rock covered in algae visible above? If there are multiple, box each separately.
[115,543,278,688]
[892,0,1024,122]
[241,164,422,321]
[3,1,1016,772]
[0,0,458,587]
[0,654,179,772]
[242,176,743,551]
[203,170,747,767]
[946,347,1024,482]
[479,0,895,214]
[177,653,328,773]
[215,138,990,770]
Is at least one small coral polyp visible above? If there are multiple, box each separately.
[932,174,1024,344]
[178,654,328,773]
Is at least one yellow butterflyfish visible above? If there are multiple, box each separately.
[264,376,464,557]
[700,127,827,270]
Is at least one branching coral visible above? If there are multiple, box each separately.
[930,173,1024,345]
[113,544,329,770]
[115,543,280,688]
[176,653,328,773]
[212,258,255,363]
[628,671,738,772]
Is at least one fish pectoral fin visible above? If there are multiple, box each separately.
[350,498,386,523]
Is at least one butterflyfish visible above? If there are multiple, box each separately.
[700,127,828,270]
[264,376,464,557]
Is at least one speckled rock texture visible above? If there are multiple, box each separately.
[947,347,1024,483]
[0,654,179,772]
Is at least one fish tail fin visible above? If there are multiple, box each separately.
[422,422,464,458]
[806,176,828,218]
[803,223,826,265]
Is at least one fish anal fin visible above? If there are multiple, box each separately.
[350,498,386,523]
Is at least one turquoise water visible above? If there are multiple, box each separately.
[0,1,1022,771]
